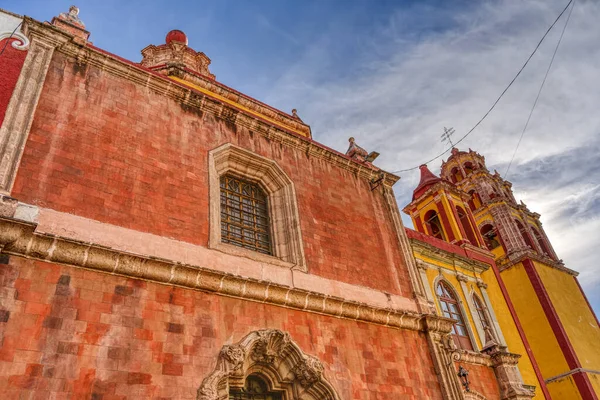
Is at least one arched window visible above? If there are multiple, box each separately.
[220,174,272,255]
[480,224,500,250]
[463,162,475,175]
[450,167,463,183]
[467,190,481,211]
[425,210,446,241]
[436,281,473,350]
[456,206,478,245]
[531,226,552,257]
[515,220,535,249]
[473,294,495,344]
[230,375,283,400]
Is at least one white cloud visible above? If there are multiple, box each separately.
[261,0,600,308]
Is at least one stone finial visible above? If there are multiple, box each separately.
[52,5,90,41]
[345,137,379,164]
[141,29,215,80]
[59,5,85,28]
[291,109,304,122]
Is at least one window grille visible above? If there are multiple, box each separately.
[220,175,272,255]
[229,375,282,400]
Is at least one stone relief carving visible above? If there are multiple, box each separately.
[197,329,340,400]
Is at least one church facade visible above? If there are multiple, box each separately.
[0,6,597,399]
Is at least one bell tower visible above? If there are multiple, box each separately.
[431,148,600,400]
[403,163,486,250]
[440,148,558,263]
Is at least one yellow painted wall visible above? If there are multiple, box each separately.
[479,268,542,396]
[500,263,569,378]
[419,254,545,398]
[546,377,583,400]
[535,262,600,370]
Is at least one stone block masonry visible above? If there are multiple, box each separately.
[0,256,443,399]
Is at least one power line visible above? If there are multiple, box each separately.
[0,23,22,57]
[504,0,575,180]
[391,0,574,174]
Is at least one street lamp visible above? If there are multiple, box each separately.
[457,365,470,392]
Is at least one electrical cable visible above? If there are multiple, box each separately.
[0,22,22,57]
[504,0,575,180]
[390,0,574,174]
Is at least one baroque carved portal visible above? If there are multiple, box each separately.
[197,329,340,400]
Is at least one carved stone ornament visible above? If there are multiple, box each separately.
[293,355,325,387]
[197,329,340,400]
[0,30,30,50]
[250,329,291,364]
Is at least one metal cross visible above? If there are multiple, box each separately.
[441,127,455,148]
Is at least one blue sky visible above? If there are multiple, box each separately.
[5,1,600,314]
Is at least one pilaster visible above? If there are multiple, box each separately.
[0,21,61,193]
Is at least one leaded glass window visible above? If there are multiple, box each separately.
[436,281,473,350]
[229,375,282,400]
[220,175,272,255]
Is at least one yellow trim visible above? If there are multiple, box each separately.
[169,76,308,137]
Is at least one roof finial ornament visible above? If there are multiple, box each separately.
[58,5,85,28]
[291,109,303,122]
[345,137,379,164]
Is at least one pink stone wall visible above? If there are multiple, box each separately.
[0,257,442,399]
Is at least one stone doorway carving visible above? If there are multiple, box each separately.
[197,329,340,400]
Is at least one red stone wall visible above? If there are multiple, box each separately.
[11,51,411,296]
[0,257,442,399]
[0,38,27,126]
[455,362,501,400]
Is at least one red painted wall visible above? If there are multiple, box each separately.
[0,256,442,399]
[0,38,27,126]
[12,51,411,296]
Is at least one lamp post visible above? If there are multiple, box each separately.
[457,365,470,392]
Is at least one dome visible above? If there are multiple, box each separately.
[166,30,188,45]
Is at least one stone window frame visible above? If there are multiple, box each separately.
[197,329,340,400]
[208,143,306,271]
[433,277,477,351]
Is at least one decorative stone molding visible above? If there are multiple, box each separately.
[0,26,59,193]
[0,30,29,50]
[464,390,488,400]
[197,329,340,400]
[408,239,491,275]
[483,345,535,400]
[383,187,434,314]
[0,214,449,332]
[456,273,469,282]
[422,315,467,400]
[208,143,306,270]
[476,280,488,290]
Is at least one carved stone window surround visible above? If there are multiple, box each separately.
[208,143,306,271]
[197,329,340,400]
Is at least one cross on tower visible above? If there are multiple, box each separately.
[441,127,455,148]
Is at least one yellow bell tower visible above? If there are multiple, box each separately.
[404,163,486,250]
[438,148,600,400]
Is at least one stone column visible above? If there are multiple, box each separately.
[455,273,480,351]
[423,315,466,400]
[477,280,508,348]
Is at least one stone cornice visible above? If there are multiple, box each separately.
[409,238,491,274]
[0,216,451,333]
[21,17,399,188]
[496,251,577,276]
